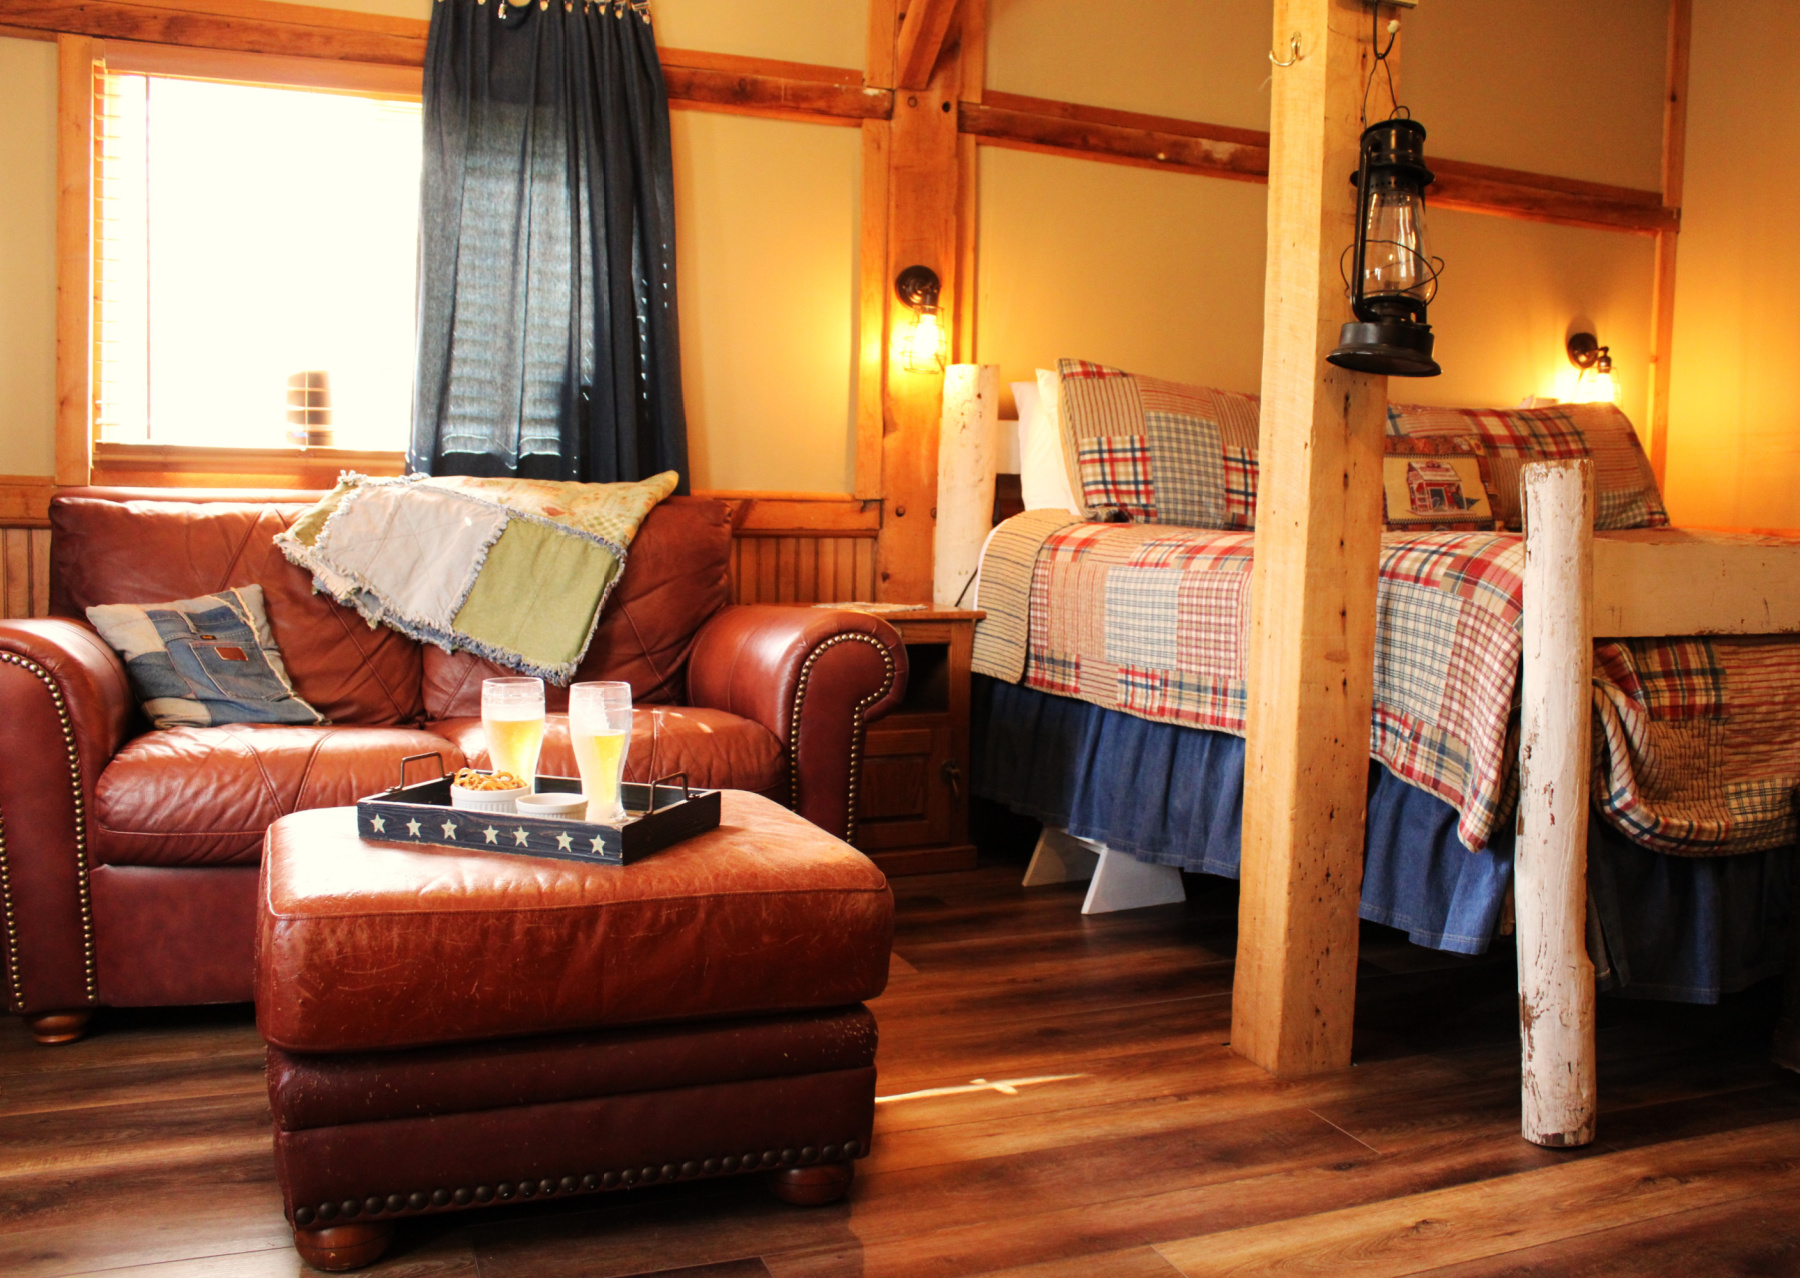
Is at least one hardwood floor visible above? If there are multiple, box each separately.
[2,865,1796,1277]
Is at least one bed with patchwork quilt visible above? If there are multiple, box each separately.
[973,360,1797,1003]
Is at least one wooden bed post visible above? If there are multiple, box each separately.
[1231,0,1391,1076]
[1517,459,1597,1147]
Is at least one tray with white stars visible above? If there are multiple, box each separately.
[356,766,720,866]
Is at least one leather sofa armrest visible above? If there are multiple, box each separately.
[0,620,136,1015]
[687,606,907,842]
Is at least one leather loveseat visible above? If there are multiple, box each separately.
[0,488,906,1043]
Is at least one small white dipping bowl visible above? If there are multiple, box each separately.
[450,782,528,815]
[515,792,587,821]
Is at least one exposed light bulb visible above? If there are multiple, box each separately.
[903,308,944,373]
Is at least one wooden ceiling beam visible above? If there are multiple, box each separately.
[962,91,1673,236]
[893,0,958,92]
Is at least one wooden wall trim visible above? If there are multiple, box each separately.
[694,492,882,534]
[8,0,426,65]
[1648,0,1692,484]
[962,90,1674,236]
[0,478,56,527]
[55,34,94,488]
[4,2,894,125]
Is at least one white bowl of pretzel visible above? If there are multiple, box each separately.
[448,768,530,814]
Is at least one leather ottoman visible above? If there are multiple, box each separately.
[257,793,894,1271]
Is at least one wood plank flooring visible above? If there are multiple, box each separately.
[2,865,1795,1277]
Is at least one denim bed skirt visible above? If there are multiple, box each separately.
[972,675,1790,1004]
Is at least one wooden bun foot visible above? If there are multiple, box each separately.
[767,1161,854,1206]
[25,1010,92,1044]
[293,1221,395,1271]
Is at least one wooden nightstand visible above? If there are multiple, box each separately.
[853,608,983,875]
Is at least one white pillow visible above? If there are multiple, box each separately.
[1019,369,1081,515]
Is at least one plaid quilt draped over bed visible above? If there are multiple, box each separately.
[973,516,1800,857]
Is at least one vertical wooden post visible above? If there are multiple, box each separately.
[873,0,963,603]
[56,35,97,488]
[1516,459,1597,1148]
[1647,0,1691,486]
[1231,0,1391,1077]
[932,363,997,606]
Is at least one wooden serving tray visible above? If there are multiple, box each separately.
[356,755,720,866]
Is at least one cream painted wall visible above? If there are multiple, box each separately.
[975,1,1665,438]
[0,37,58,478]
[1403,0,1666,191]
[672,112,861,493]
[987,0,1269,133]
[975,148,1266,407]
[1661,0,1800,529]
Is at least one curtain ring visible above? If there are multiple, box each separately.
[1269,33,1303,67]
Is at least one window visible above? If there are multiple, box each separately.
[92,56,422,454]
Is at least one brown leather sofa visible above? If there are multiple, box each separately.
[0,488,906,1043]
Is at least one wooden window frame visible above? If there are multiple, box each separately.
[57,37,421,490]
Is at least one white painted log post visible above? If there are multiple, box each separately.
[1517,459,1598,1148]
[933,364,1000,607]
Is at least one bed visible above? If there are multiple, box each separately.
[971,359,1800,1145]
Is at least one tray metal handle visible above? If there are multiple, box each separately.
[396,752,447,791]
[644,771,690,817]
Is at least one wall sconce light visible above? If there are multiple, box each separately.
[1566,331,1621,404]
[895,265,945,374]
[1328,116,1443,378]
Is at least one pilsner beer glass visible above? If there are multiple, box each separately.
[481,677,546,793]
[569,681,633,824]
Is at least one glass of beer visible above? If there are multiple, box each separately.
[481,677,546,794]
[568,681,633,824]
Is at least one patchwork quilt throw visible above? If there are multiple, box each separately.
[973,516,1800,857]
[277,471,679,682]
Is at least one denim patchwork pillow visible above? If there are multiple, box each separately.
[86,585,326,729]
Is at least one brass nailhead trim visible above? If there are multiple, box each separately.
[289,1138,864,1228]
[786,632,898,843]
[0,652,100,1009]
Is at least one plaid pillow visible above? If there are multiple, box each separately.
[1386,401,1668,531]
[1055,359,1260,528]
[1382,437,1499,531]
[87,585,326,729]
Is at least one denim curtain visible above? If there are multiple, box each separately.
[410,0,687,488]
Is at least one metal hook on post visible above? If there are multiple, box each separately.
[1269,33,1304,68]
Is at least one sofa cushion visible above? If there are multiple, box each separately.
[95,725,465,868]
[52,492,425,726]
[429,707,786,802]
[257,792,894,1052]
[422,497,732,717]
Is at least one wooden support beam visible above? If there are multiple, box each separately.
[959,92,1672,235]
[1591,526,1800,637]
[6,0,426,65]
[959,92,1271,184]
[868,0,962,603]
[660,50,894,126]
[1648,0,1692,484]
[1231,0,1390,1078]
[1516,459,1597,1148]
[894,0,958,92]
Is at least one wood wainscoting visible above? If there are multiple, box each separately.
[0,527,53,620]
[709,492,883,606]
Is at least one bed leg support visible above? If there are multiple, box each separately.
[1516,460,1598,1148]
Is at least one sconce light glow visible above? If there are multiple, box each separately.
[1565,331,1621,405]
[894,264,945,374]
